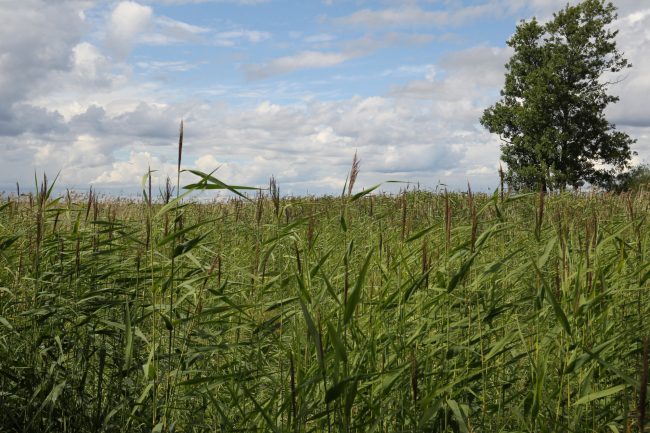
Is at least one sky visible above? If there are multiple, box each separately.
[0,0,649,196]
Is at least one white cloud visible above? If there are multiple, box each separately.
[605,7,650,129]
[332,3,500,28]
[214,30,272,46]
[305,33,336,43]
[140,16,211,45]
[72,43,111,83]
[244,33,433,80]
[0,1,85,103]
[106,1,153,60]
[390,45,512,104]
[93,151,176,185]
[244,51,350,80]
[135,60,200,73]
[1,0,649,196]
[148,0,269,4]
[157,16,210,36]
[334,6,448,27]
[0,0,87,136]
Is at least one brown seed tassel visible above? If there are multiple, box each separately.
[294,241,302,275]
[410,349,418,404]
[347,151,360,197]
[177,120,184,174]
[498,163,505,203]
[270,176,280,218]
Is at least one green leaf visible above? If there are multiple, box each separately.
[173,233,210,257]
[265,297,298,312]
[123,300,133,372]
[327,321,347,363]
[537,237,556,269]
[350,184,381,202]
[532,260,571,335]
[184,169,257,200]
[325,380,347,403]
[447,399,470,433]
[403,268,433,303]
[143,346,156,380]
[344,249,373,325]
[0,316,13,330]
[447,251,478,293]
[574,384,628,405]
[406,224,436,243]
[298,298,323,366]
[241,384,280,433]
[161,313,174,330]
[157,218,220,246]
[0,235,19,252]
[154,189,192,219]
[485,332,516,361]
[309,249,333,279]
[374,369,403,398]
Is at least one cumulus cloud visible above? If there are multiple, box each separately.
[0,105,67,138]
[70,102,181,140]
[0,1,85,104]
[391,45,512,102]
[604,6,650,129]
[70,43,115,86]
[106,4,267,49]
[93,151,176,185]
[106,1,153,60]
[0,0,87,136]
[1,0,649,195]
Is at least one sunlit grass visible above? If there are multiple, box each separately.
[1,169,649,432]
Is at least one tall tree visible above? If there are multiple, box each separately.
[481,0,635,191]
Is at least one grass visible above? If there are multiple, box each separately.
[1,164,650,432]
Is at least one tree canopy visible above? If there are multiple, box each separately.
[481,0,635,191]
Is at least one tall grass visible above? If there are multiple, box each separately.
[1,168,649,431]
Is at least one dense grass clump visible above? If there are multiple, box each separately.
[1,174,649,432]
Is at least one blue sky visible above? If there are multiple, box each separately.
[1,0,649,196]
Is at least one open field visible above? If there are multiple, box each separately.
[1,174,649,432]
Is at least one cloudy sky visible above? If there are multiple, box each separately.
[1,0,648,196]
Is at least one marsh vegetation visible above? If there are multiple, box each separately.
[1,168,649,432]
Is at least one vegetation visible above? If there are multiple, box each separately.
[481,0,635,191]
[1,162,650,432]
[615,164,650,192]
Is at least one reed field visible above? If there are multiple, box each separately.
[1,166,650,432]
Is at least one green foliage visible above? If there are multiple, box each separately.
[614,164,650,192]
[1,181,650,432]
[481,0,635,191]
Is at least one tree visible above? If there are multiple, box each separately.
[613,164,650,192]
[481,0,635,191]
